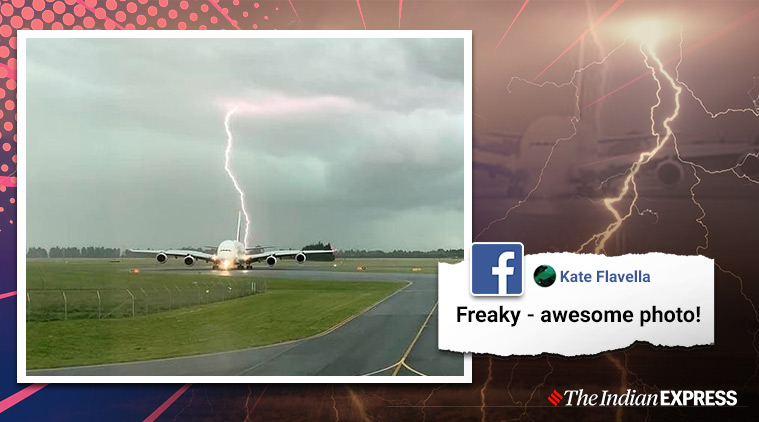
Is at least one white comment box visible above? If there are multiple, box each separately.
[439,253,714,356]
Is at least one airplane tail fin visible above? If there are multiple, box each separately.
[236,212,242,243]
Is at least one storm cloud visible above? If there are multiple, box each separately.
[25,36,465,251]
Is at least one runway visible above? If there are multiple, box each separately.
[27,269,465,377]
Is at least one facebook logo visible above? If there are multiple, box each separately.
[471,242,524,296]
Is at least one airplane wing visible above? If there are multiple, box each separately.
[127,249,216,262]
[245,249,335,262]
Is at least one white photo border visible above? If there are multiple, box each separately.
[17,29,473,384]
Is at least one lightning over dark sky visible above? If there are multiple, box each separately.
[223,106,251,248]
[473,6,759,418]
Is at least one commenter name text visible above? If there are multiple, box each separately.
[561,270,651,283]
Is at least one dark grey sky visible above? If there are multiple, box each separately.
[26,37,465,251]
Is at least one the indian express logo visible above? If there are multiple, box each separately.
[554,389,737,407]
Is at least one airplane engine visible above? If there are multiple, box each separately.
[655,159,684,186]
[156,253,168,264]
[183,255,196,267]
[266,255,277,267]
[295,252,307,264]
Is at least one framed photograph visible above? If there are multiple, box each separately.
[18,30,472,383]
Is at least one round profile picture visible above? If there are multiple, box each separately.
[533,265,556,287]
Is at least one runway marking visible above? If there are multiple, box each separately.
[402,362,428,376]
[391,301,437,376]
[360,301,437,377]
[360,363,397,377]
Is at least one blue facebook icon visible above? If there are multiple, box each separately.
[471,242,524,296]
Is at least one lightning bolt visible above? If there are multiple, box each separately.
[716,263,759,390]
[504,358,520,409]
[669,32,759,258]
[479,19,759,415]
[667,31,759,388]
[505,357,554,422]
[365,384,441,420]
[532,0,626,81]
[479,357,492,422]
[242,385,268,422]
[606,353,627,422]
[576,39,682,254]
[223,107,252,248]
[203,387,216,420]
[242,384,253,422]
[419,385,445,422]
[346,387,372,422]
[330,385,340,422]
[475,39,629,241]
[172,386,195,422]
[577,26,759,396]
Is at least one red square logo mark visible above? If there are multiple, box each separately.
[547,389,563,406]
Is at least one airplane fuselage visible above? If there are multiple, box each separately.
[214,239,246,270]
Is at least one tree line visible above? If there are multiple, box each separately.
[27,246,121,258]
[337,248,464,259]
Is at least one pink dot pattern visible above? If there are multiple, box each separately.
[0,0,284,227]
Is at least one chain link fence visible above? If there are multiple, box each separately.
[27,279,267,321]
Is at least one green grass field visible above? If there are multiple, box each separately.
[26,258,408,369]
[27,259,268,321]
[28,279,403,369]
[28,256,457,281]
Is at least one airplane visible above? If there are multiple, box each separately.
[579,131,759,196]
[128,213,335,270]
[474,117,759,199]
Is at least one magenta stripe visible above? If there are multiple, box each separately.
[207,0,241,30]
[0,63,16,81]
[248,385,268,419]
[356,0,367,30]
[533,0,626,81]
[74,0,125,30]
[0,291,16,300]
[496,0,530,48]
[0,384,48,414]
[0,176,16,187]
[583,6,759,110]
[142,384,192,422]
[398,0,403,29]
[288,0,300,21]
